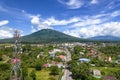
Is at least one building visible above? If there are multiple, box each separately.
[57,55,66,61]
[92,69,101,78]
[104,76,116,80]
[78,58,90,63]
[105,56,112,62]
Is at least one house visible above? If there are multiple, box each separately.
[57,55,66,61]
[105,56,112,62]
[43,61,65,68]
[42,63,49,68]
[78,58,90,63]
[80,52,84,55]
[54,49,62,52]
[49,50,55,57]
[49,49,63,57]
[56,62,65,68]
[92,69,101,78]
[104,76,117,80]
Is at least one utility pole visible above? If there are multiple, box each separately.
[10,30,22,80]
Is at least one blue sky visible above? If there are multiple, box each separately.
[0,0,120,39]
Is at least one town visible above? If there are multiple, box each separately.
[0,42,120,80]
[0,0,120,80]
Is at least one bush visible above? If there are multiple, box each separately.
[30,70,36,80]
[35,62,42,70]
[0,56,2,61]
[50,66,59,76]
[0,63,10,71]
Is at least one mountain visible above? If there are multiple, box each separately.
[0,29,85,43]
[89,35,120,41]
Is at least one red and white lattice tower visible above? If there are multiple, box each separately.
[10,30,22,80]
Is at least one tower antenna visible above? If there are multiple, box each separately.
[10,30,22,80]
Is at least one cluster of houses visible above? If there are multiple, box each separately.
[37,48,66,69]
[42,61,65,68]
[74,44,120,80]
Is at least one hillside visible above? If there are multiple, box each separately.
[21,29,82,43]
[0,29,84,43]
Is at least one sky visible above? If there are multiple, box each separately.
[0,0,120,39]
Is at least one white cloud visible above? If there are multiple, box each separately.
[31,15,40,25]
[58,0,83,9]
[64,22,120,38]
[90,0,98,4]
[30,15,51,30]
[110,10,120,17]
[0,20,9,26]
[30,15,81,31]
[64,30,80,38]
[30,9,120,38]
[43,17,80,26]
[31,26,37,33]
[70,18,102,28]
[0,27,13,39]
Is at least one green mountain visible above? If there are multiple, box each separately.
[0,29,85,43]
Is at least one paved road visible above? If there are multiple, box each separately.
[61,47,73,80]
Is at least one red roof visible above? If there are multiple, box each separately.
[11,58,21,64]
[43,64,49,68]
[104,76,116,80]
[58,55,65,59]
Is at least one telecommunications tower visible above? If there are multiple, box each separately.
[10,30,22,80]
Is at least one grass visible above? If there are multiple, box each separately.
[36,69,51,80]
[28,68,60,80]
[92,67,120,75]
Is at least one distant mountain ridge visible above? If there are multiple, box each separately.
[89,35,120,41]
[0,29,120,43]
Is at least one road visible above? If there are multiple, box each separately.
[61,47,73,80]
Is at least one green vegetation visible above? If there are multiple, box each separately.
[30,70,36,80]
[0,44,63,80]
[0,29,88,44]
[68,44,120,80]
[0,42,120,80]
[50,66,59,76]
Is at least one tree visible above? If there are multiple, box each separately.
[0,63,10,71]
[30,70,36,80]
[35,63,42,70]
[22,67,28,80]
[69,61,91,80]
[50,66,59,76]
[114,70,120,80]
[74,46,83,54]
[35,60,43,70]
[0,56,2,61]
